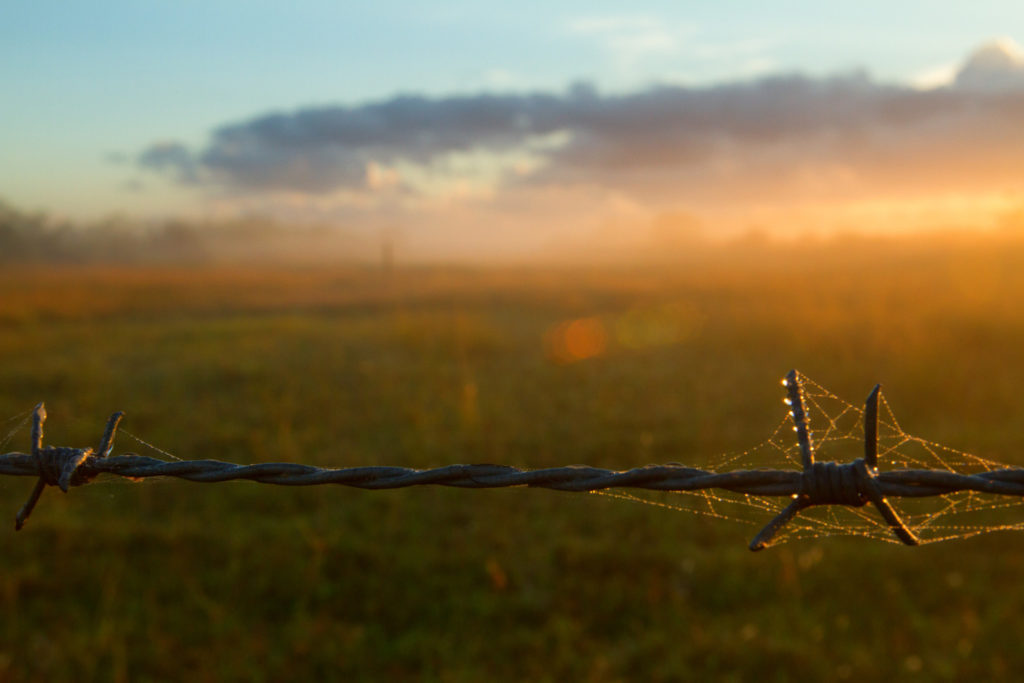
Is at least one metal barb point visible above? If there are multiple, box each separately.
[16,404,49,531]
[749,373,919,551]
[14,406,124,531]
[97,412,124,459]
[783,369,815,471]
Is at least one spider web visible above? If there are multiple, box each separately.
[0,409,33,455]
[600,373,1024,546]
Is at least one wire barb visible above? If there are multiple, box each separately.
[2,371,1023,549]
[749,371,919,550]
[14,404,123,530]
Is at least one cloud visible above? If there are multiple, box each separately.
[193,92,580,196]
[137,141,199,184]
[954,38,1024,92]
[137,40,1024,214]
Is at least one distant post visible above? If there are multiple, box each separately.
[381,235,394,277]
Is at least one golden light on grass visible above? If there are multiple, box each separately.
[613,302,703,350]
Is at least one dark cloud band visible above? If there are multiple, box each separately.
[137,41,1024,200]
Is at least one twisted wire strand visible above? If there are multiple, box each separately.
[7,370,1024,550]
[2,452,1024,497]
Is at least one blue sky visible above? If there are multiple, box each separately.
[3,0,1024,245]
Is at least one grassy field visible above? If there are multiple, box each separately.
[3,243,1024,681]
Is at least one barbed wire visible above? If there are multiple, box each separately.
[4,370,1024,551]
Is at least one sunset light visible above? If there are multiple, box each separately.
[7,4,1024,679]
[4,3,1024,261]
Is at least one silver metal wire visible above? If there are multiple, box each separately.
[5,370,1024,550]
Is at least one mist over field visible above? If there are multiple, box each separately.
[6,196,1024,268]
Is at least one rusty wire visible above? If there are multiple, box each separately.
[4,369,1024,551]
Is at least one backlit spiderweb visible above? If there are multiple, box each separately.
[0,410,33,456]
[600,373,1024,546]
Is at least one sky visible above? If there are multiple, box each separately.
[4,1,1024,258]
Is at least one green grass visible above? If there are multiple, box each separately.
[2,253,1024,681]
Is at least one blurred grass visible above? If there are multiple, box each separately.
[2,245,1024,680]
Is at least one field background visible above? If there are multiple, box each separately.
[2,242,1024,681]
